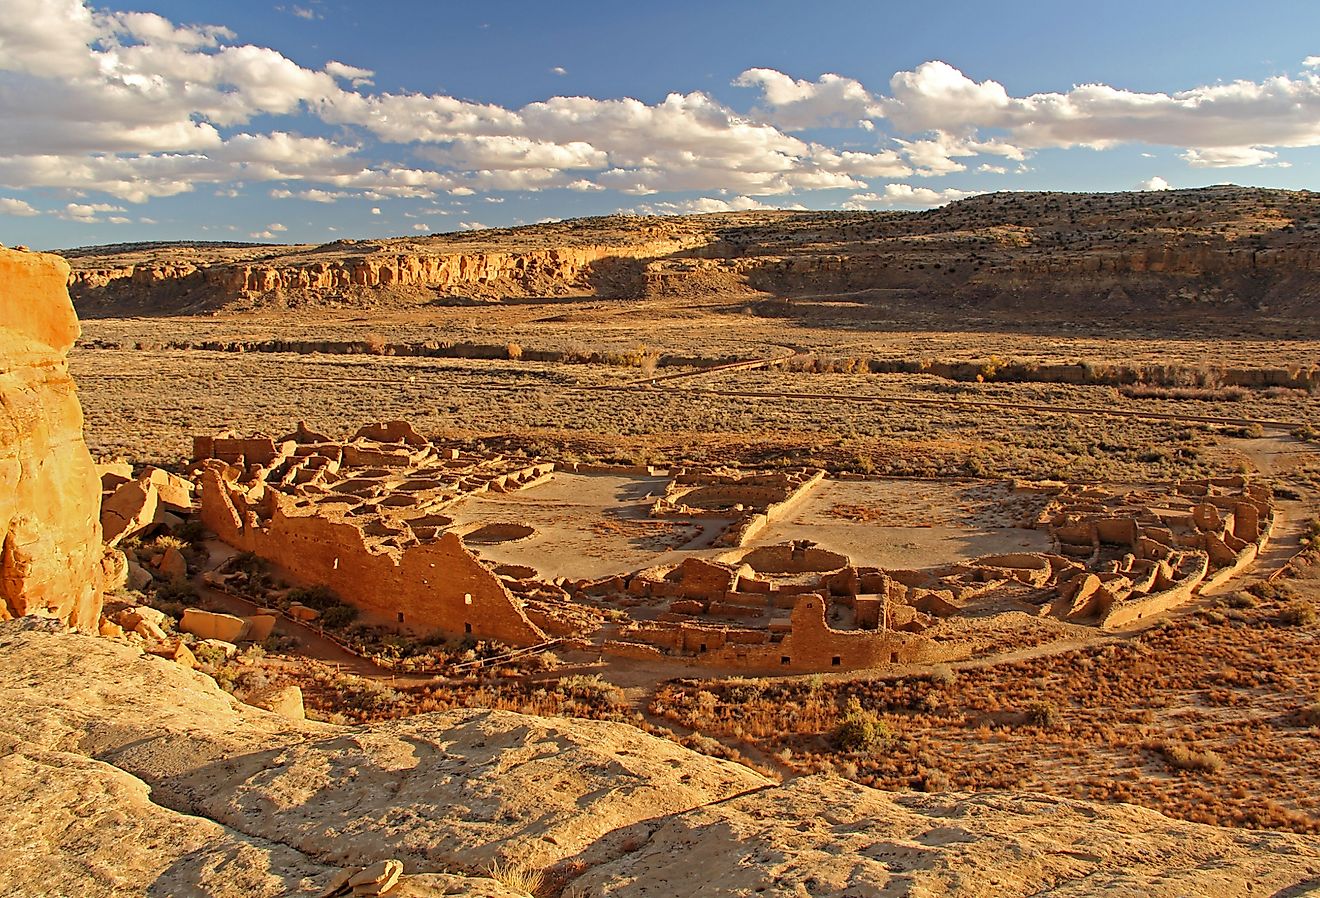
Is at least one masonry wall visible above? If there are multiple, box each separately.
[200,471,545,645]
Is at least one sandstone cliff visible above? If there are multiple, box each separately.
[0,248,105,630]
[62,187,1320,321]
[2,618,1318,897]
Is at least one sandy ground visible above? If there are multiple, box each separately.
[446,472,1051,578]
[744,478,1051,568]
[446,473,734,579]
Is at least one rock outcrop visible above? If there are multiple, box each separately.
[2,618,1319,897]
[0,248,105,630]
[62,187,1320,320]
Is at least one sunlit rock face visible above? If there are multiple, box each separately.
[0,247,105,630]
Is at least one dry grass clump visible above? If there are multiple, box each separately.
[1158,741,1225,773]
[485,860,544,897]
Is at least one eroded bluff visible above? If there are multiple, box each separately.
[0,247,106,629]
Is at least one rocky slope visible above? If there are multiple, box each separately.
[0,247,108,630]
[61,186,1320,321]
[3,618,1318,897]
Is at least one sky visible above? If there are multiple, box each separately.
[2,0,1319,249]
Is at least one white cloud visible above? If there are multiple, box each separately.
[458,220,488,230]
[3,2,1320,225]
[412,223,430,231]
[267,222,287,231]
[880,59,1320,166]
[550,66,567,76]
[1181,147,1283,168]
[60,201,125,222]
[271,187,351,202]
[842,184,979,209]
[1138,176,1170,191]
[632,195,779,215]
[733,68,880,129]
[370,207,380,215]
[325,60,373,88]
[0,196,38,216]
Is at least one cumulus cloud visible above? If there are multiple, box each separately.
[458,220,489,230]
[733,68,880,129]
[1181,147,1284,168]
[550,66,567,76]
[60,201,125,222]
[841,184,979,209]
[0,196,38,216]
[325,60,374,87]
[3,1,1318,227]
[629,195,806,215]
[1138,176,1170,191]
[880,59,1320,166]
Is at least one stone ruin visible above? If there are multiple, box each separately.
[185,420,1275,673]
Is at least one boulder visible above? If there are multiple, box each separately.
[97,462,133,491]
[126,559,153,592]
[287,603,319,622]
[98,547,128,593]
[243,612,277,643]
[0,248,106,629]
[138,467,196,513]
[98,617,124,639]
[180,608,247,642]
[101,480,161,547]
[153,546,188,582]
[145,639,195,669]
[245,685,306,721]
[349,859,403,895]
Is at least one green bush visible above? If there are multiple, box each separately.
[287,585,340,611]
[320,604,359,629]
[833,697,892,752]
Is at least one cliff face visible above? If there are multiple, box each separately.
[61,187,1320,318]
[69,239,696,314]
[0,248,105,629]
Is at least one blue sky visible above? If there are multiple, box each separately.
[2,0,1318,249]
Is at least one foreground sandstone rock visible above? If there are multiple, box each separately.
[0,247,105,630]
[1,618,1317,896]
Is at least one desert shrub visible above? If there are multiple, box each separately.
[287,584,339,610]
[191,643,231,666]
[175,519,208,544]
[486,860,544,897]
[928,664,957,686]
[1297,701,1320,728]
[833,697,892,752]
[1025,700,1059,728]
[1160,742,1224,773]
[320,604,359,629]
[1280,601,1317,627]
[1225,592,1257,610]
[262,634,299,653]
[153,580,197,608]
[147,534,188,552]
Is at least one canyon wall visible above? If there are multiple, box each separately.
[0,248,105,629]
[69,239,695,312]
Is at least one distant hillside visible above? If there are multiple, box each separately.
[60,187,1320,323]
